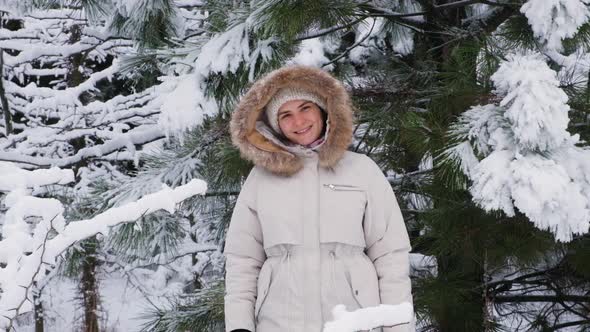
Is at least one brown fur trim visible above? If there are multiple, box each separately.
[230,66,353,176]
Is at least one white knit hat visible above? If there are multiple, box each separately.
[265,87,326,134]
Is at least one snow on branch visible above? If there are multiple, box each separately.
[2,35,131,68]
[0,162,74,191]
[521,0,590,52]
[492,55,571,151]
[445,53,590,242]
[158,74,217,141]
[158,20,264,138]
[0,125,165,168]
[0,178,208,329]
[8,63,119,113]
[323,302,413,332]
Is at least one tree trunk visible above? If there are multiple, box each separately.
[0,48,13,136]
[416,4,490,329]
[80,251,99,332]
[66,24,101,332]
[189,214,203,291]
[435,254,486,332]
[33,284,44,332]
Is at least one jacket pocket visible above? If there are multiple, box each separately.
[347,255,381,308]
[254,261,272,320]
[320,184,367,246]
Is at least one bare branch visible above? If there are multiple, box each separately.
[552,319,590,330]
[6,216,56,331]
[434,0,482,10]
[494,295,590,303]
[295,16,368,41]
[360,4,426,29]
[322,19,377,68]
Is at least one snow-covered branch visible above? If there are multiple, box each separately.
[100,242,218,272]
[0,125,165,168]
[445,53,590,242]
[0,163,74,191]
[0,179,208,329]
[521,0,590,52]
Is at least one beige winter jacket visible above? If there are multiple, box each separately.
[225,66,413,332]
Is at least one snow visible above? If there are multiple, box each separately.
[175,0,205,6]
[447,53,590,242]
[349,18,382,64]
[510,154,589,240]
[492,53,571,151]
[13,270,184,331]
[0,125,165,168]
[0,179,208,329]
[289,38,333,69]
[348,17,414,65]
[4,39,131,68]
[157,18,279,138]
[0,0,589,329]
[193,22,250,78]
[1,192,66,260]
[158,74,216,141]
[471,149,517,217]
[247,37,277,81]
[18,63,119,113]
[443,141,480,179]
[112,0,183,38]
[410,253,437,277]
[323,302,413,332]
[521,0,590,52]
[391,27,414,56]
[0,165,74,266]
[0,1,221,329]
[113,0,143,16]
[0,163,74,191]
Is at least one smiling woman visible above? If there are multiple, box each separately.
[225,66,413,332]
[263,87,328,147]
[277,100,325,146]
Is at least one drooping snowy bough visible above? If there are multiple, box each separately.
[444,53,590,242]
[0,162,207,329]
[521,0,590,52]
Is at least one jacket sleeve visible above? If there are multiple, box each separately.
[224,168,266,332]
[362,156,414,332]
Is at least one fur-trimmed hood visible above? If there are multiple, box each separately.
[230,66,354,176]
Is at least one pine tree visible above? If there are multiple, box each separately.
[2,0,590,331]
[138,1,590,331]
[0,0,210,330]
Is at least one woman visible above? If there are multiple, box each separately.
[224,66,413,332]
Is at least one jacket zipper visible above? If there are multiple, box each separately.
[323,183,364,192]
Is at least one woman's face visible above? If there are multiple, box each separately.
[277,100,324,146]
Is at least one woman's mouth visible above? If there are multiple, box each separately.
[295,126,311,134]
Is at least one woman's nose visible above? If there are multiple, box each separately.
[292,113,305,127]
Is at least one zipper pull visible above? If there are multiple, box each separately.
[323,183,362,191]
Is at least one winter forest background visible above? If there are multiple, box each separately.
[0,0,590,331]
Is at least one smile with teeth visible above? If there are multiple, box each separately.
[294,126,312,134]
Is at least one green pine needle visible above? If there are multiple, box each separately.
[140,281,225,332]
